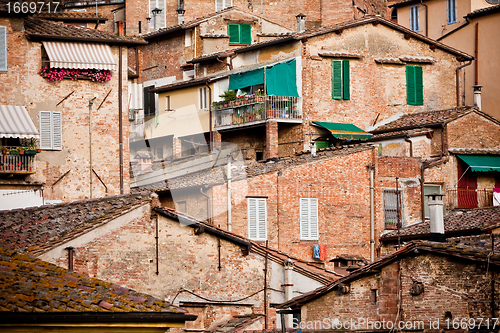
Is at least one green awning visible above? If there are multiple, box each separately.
[457,154,500,172]
[312,121,372,140]
[265,59,299,97]
[228,68,264,90]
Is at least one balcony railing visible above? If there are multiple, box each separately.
[214,95,301,128]
[445,189,494,209]
[0,147,37,174]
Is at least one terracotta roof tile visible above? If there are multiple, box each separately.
[0,192,153,254]
[0,247,187,313]
[467,4,500,18]
[35,12,107,21]
[24,17,145,44]
[381,206,500,241]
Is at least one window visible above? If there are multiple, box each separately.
[39,111,62,150]
[410,5,419,32]
[199,87,208,110]
[247,198,266,241]
[383,190,404,228]
[165,96,171,111]
[143,85,156,118]
[331,60,350,100]
[0,26,6,71]
[228,24,251,45]
[216,0,232,11]
[300,198,319,240]
[424,184,441,219]
[406,66,423,105]
[446,0,456,24]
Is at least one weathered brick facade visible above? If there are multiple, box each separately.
[0,17,132,202]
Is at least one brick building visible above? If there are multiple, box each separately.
[0,14,145,208]
[279,239,500,330]
[369,107,500,220]
[0,192,340,331]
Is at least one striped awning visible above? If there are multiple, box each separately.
[0,105,39,139]
[42,41,116,70]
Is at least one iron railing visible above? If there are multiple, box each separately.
[214,95,301,128]
[0,153,37,173]
[445,189,494,209]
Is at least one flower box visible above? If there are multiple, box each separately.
[25,150,37,155]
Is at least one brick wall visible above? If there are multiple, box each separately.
[447,112,500,150]
[0,17,130,202]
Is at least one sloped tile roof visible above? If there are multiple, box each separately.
[370,107,474,133]
[0,193,153,255]
[0,246,188,313]
[207,314,265,333]
[467,4,500,18]
[35,12,107,21]
[279,239,500,308]
[448,148,500,155]
[370,128,433,140]
[381,206,500,241]
[24,17,146,44]
[155,207,342,283]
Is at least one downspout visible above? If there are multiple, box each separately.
[475,23,479,86]
[404,136,413,157]
[119,45,124,194]
[206,82,212,152]
[368,166,375,262]
[420,0,428,37]
[227,155,232,232]
[456,59,473,107]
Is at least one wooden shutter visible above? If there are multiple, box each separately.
[406,66,416,105]
[144,86,156,117]
[239,24,251,45]
[248,198,266,240]
[0,26,6,71]
[414,66,423,105]
[300,198,309,239]
[39,111,52,150]
[248,198,257,239]
[309,199,319,239]
[52,111,63,150]
[228,24,239,44]
[342,60,350,100]
[331,60,343,99]
[257,199,266,240]
[300,198,319,240]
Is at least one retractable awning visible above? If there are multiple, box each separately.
[42,41,116,70]
[457,154,500,172]
[312,121,372,140]
[0,105,39,139]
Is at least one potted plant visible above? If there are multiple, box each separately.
[10,148,20,155]
[24,138,38,155]
[1,147,8,155]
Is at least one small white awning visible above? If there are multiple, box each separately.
[0,105,39,139]
[42,41,116,70]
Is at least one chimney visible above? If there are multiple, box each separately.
[427,194,445,242]
[473,85,482,111]
[117,21,124,35]
[283,258,294,328]
[295,13,306,33]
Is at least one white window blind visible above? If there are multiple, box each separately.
[300,198,319,240]
[0,26,7,71]
[39,111,62,150]
[248,198,267,241]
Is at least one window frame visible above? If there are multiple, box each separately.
[39,111,62,151]
[406,65,423,106]
[410,5,419,32]
[300,198,319,240]
[247,198,267,241]
[199,87,208,110]
[331,59,350,100]
[446,0,457,24]
[383,189,404,228]
[216,0,232,12]
[0,26,6,72]
[228,24,251,45]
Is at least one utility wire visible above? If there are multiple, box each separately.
[171,288,264,305]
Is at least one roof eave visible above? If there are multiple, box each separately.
[25,33,147,45]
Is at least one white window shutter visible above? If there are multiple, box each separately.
[39,111,52,149]
[300,198,309,239]
[309,199,319,239]
[248,198,257,239]
[257,199,267,240]
[52,111,63,150]
[216,0,223,11]
[0,26,6,72]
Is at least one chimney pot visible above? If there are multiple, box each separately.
[473,85,482,111]
[426,194,445,242]
[295,13,306,33]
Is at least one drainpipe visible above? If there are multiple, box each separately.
[227,155,232,232]
[206,82,212,152]
[404,135,413,157]
[368,166,375,262]
[420,0,428,37]
[456,59,473,107]
[65,247,74,271]
[475,23,479,86]
[119,45,124,194]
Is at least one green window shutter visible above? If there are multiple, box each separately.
[414,66,423,105]
[406,66,416,105]
[331,60,343,99]
[239,24,251,44]
[228,24,239,44]
[342,60,350,100]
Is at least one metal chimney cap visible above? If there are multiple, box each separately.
[425,193,444,200]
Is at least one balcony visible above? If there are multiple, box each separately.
[214,95,301,129]
[0,147,37,174]
[445,188,494,209]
